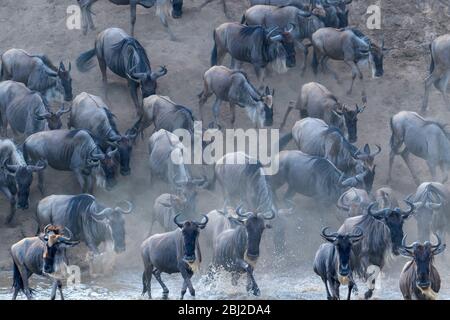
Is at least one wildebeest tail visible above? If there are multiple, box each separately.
[389,117,399,155]
[12,261,25,294]
[312,47,319,75]
[240,13,246,25]
[429,43,435,75]
[211,30,218,66]
[278,132,293,151]
[142,271,148,295]
[76,48,96,73]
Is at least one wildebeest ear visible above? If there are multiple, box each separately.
[363,144,370,154]
[265,86,270,96]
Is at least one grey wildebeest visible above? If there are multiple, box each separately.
[77,0,184,39]
[148,129,207,192]
[270,150,371,210]
[36,194,132,256]
[0,81,70,140]
[312,27,387,103]
[76,27,167,114]
[422,34,450,113]
[338,201,415,299]
[11,225,79,300]
[399,234,446,300]
[242,5,324,74]
[23,129,106,194]
[407,182,450,242]
[336,187,372,221]
[279,118,380,178]
[208,206,275,296]
[69,92,139,187]
[280,82,365,142]
[211,22,296,85]
[0,48,73,104]
[198,66,274,128]
[141,213,208,299]
[313,226,363,300]
[0,139,46,223]
[388,111,450,185]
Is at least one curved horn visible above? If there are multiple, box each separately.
[115,200,133,214]
[93,207,112,219]
[349,226,363,240]
[321,227,338,242]
[56,105,72,117]
[43,224,52,235]
[370,144,382,157]
[285,23,295,34]
[367,202,389,219]
[195,214,209,229]
[399,234,415,257]
[356,104,366,114]
[27,161,46,172]
[150,66,168,81]
[107,147,119,158]
[263,209,276,220]
[401,234,415,250]
[35,110,51,120]
[336,195,350,211]
[401,200,415,218]
[90,148,105,160]
[431,233,446,255]
[5,164,19,174]
[236,205,252,219]
[173,213,184,228]
[62,226,74,240]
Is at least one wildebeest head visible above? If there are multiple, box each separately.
[367,201,415,255]
[41,225,79,274]
[4,160,46,210]
[321,226,363,280]
[100,146,119,190]
[335,104,365,143]
[174,213,208,263]
[127,65,168,99]
[171,0,183,19]
[235,206,275,262]
[35,105,72,130]
[92,201,133,253]
[86,147,105,173]
[369,38,389,78]
[258,86,274,127]
[410,188,444,242]
[267,24,296,68]
[340,167,375,193]
[57,62,73,102]
[399,233,446,290]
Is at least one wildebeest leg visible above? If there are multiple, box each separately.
[243,264,260,296]
[38,170,45,196]
[347,280,354,300]
[440,162,449,183]
[153,269,169,298]
[283,186,296,207]
[426,159,438,182]
[50,280,58,300]
[17,266,32,300]
[437,71,450,111]
[322,57,340,83]
[128,81,142,116]
[280,102,295,130]
[156,3,177,41]
[422,72,439,113]
[180,270,195,299]
[86,3,96,31]
[254,67,265,90]
[74,170,87,193]
[1,186,16,225]
[130,1,137,37]
[296,40,308,75]
[400,149,421,186]
[231,272,241,286]
[327,277,340,300]
[321,277,332,300]
[211,97,222,129]
[79,3,90,35]
[229,103,236,126]
[345,61,366,102]
[57,280,64,300]
[142,264,153,299]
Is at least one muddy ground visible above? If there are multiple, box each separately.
[0,0,450,299]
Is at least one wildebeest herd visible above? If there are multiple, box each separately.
[0,0,449,300]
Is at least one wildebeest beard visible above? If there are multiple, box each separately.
[266,42,288,74]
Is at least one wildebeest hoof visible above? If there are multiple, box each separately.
[251,287,261,296]
[364,290,373,299]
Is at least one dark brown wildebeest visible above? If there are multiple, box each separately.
[399,234,446,300]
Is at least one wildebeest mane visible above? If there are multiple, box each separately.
[102,107,119,135]
[230,70,262,99]
[65,194,96,236]
[112,37,151,71]
[173,105,195,122]
[239,25,265,39]
[324,127,358,153]
[308,156,341,196]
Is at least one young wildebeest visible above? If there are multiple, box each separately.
[211,22,295,85]
[270,150,371,210]
[23,129,106,194]
[77,0,184,39]
[36,194,132,256]
[407,182,450,242]
[312,27,387,103]
[76,27,167,114]
[242,5,323,74]
[279,118,380,177]
[141,213,208,299]
[399,234,446,300]
[209,206,274,296]
[0,48,73,104]
[422,34,450,113]
[11,225,79,300]
[313,226,363,300]
[0,81,70,140]
[69,92,139,187]
[388,111,450,185]
[280,82,365,142]
[0,139,46,223]
[198,66,274,129]
[336,187,372,222]
[338,201,415,299]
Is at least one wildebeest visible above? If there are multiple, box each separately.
[422,34,450,113]
[336,187,372,221]
[77,0,184,39]
[0,139,46,223]
[312,27,387,103]
[0,81,70,140]
[375,186,399,210]
[313,226,363,300]
[407,182,450,242]
[141,213,208,299]
[208,206,274,296]
[280,82,365,142]
[198,66,274,128]
[388,111,450,185]
[0,48,73,104]
[338,201,415,299]
[36,194,133,255]
[23,129,106,194]
[279,118,380,177]
[241,5,323,74]
[399,234,446,300]
[11,225,79,300]
[69,92,139,183]
[211,22,296,85]
[138,94,195,137]
[76,27,168,114]
[270,150,372,208]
